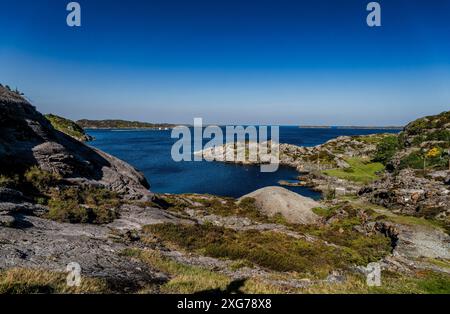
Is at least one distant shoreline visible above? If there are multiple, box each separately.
[84,127,173,130]
[76,119,177,130]
[76,118,404,131]
[83,125,404,130]
[299,125,403,130]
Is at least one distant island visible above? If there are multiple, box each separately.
[76,119,177,130]
[300,125,404,130]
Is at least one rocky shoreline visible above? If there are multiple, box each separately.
[198,123,450,223]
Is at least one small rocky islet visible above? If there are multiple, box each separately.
[0,85,449,294]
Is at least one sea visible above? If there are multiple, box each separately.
[86,127,400,199]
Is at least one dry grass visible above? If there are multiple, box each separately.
[123,248,450,294]
[122,248,231,294]
[0,268,109,294]
[142,223,383,278]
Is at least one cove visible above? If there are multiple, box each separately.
[86,128,320,199]
[86,127,399,199]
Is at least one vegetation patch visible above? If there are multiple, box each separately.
[123,248,294,294]
[367,270,450,294]
[303,270,450,294]
[380,213,445,230]
[323,158,385,184]
[295,209,392,264]
[46,186,120,224]
[122,248,448,294]
[304,150,337,167]
[373,135,400,165]
[0,268,109,294]
[122,248,231,294]
[399,148,449,171]
[311,207,332,218]
[1,166,121,224]
[420,258,450,271]
[45,114,92,142]
[156,194,270,223]
[143,223,383,278]
[24,166,62,193]
[404,111,450,136]
[355,133,393,146]
[0,174,20,189]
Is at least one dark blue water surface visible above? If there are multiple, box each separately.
[87,127,399,199]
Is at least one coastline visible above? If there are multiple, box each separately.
[299,126,404,130]
[84,127,173,131]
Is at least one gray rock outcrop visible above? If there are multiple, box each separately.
[361,168,450,219]
[0,86,150,199]
[239,186,320,225]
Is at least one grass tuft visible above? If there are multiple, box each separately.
[0,268,109,294]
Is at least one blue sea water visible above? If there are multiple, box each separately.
[86,127,399,199]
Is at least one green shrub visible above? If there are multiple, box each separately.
[426,130,450,142]
[47,196,89,224]
[46,187,120,224]
[373,135,400,165]
[399,151,424,169]
[311,207,331,218]
[0,174,19,188]
[24,166,60,193]
[399,150,449,170]
[405,118,429,135]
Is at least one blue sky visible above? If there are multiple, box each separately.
[0,0,449,125]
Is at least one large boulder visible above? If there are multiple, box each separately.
[239,186,320,225]
[0,86,150,199]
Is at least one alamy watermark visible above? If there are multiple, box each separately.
[66,2,381,28]
[361,262,382,287]
[66,2,81,27]
[171,118,280,173]
[66,262,82,287]
[367,2,381,27]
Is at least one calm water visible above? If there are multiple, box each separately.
[87,127,399,199]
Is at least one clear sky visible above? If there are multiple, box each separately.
[0,0,449,125]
